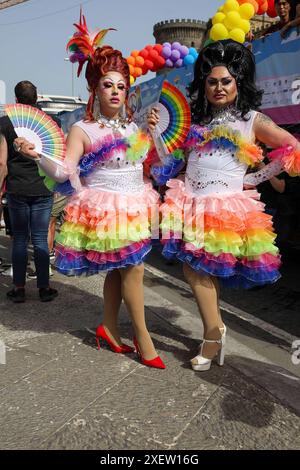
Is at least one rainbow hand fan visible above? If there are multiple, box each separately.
[5,104,66,166]
[152,81,191,158]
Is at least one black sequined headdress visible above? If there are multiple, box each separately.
[198,40,254,81]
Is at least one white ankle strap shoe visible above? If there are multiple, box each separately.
[191,325,226,372]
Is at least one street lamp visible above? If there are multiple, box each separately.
[64,57,75,97]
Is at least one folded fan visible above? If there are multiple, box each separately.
[153,81,191,157]
[5,104,66,166]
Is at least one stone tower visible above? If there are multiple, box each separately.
[153,19,208,50]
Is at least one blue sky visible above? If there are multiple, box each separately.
[0,0,222,103]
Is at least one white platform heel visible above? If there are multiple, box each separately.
[191,325,227,372]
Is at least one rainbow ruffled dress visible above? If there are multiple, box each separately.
[55,120,159,275]
[158,110,281,289]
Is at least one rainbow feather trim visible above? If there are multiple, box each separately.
[79,130,150,177]
[199,125,264,167]
[268,145,300,177]
[126,131,151,162]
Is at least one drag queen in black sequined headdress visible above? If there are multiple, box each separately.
[148,39,300,371]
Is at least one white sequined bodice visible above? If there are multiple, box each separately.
[83,165,144,194]
[74,120,147,169]
[185,111,257,196]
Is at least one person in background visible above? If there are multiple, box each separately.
[260,0,300,37]
[26,113,68,280]
[0,81,58,303]
[280,0,300,36]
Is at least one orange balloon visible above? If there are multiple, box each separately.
[134,67,143,77]
[257,1,268,15]
[135,56,145,67]
[131,50,140,58]
[127,56,135,66]
[128,64,135,75]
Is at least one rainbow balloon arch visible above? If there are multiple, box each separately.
[127,0,278,84]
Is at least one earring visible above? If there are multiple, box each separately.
[203,95,208,115]
[235,90,240,108]
[93,94,100,120]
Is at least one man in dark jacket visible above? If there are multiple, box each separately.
[0,81,58,302]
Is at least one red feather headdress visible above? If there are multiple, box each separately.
[66,9,116,77]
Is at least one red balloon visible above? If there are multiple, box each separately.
[139,49,149,59]
[145,44,153,50]
[153,44,163,54]
[148,49,159,61]
[144,59,154,70]
[267,0,277,18]
[155,56,166,69]
[267,7,277,18]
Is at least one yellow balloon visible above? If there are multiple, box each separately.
[229,28,246,43]
[210,23,229,41]
[239,18,251,33]
[130,75,135,86]
[223,0,240,13]
[223,11,241,30]
[239,3,255,20]
[218,5,224,12]
[212,12,226,25]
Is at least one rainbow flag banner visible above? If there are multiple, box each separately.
[252,28,300,125]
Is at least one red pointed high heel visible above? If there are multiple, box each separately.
[133,337,166,369]
[95,325,135,354]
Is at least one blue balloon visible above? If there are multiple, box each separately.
[189,47,198,58]
[183,54,195,65]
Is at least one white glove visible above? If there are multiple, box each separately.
[243,158,283,186]
[38,156,71,182]
[38,155,82,191]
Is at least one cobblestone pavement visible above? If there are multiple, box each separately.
[1,234,300,450]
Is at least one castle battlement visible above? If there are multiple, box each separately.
[154,19,207,29]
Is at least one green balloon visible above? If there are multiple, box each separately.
[204,38,214,47]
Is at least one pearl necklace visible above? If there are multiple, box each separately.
[96,113,129,131]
